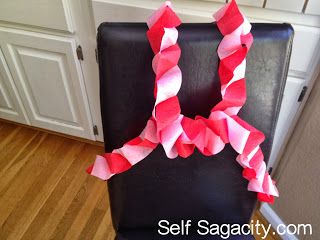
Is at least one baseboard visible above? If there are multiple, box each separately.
[0,118,104,147]
[260,203,298,240]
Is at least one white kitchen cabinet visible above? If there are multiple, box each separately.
[0,0,74,33]
[0,48,29,124]
[0,27,94,140]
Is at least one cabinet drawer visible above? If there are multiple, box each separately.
[265,0,305,13]
[289,25,320,74]
[236,0,264,7]
[305,0,320,16]
[0,0,74,33]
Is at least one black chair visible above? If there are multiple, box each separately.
[97,22,294,239]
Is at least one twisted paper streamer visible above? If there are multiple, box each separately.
[87,0,279,203]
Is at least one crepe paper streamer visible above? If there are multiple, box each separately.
[87,0,279,203]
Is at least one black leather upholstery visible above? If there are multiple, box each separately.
[97,23,294,239]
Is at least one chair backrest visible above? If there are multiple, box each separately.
[97,22,293,235]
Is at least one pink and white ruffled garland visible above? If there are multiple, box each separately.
[87,0,279,203]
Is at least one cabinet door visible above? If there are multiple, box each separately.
[0,48,28,124]
[0,27,94,140]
